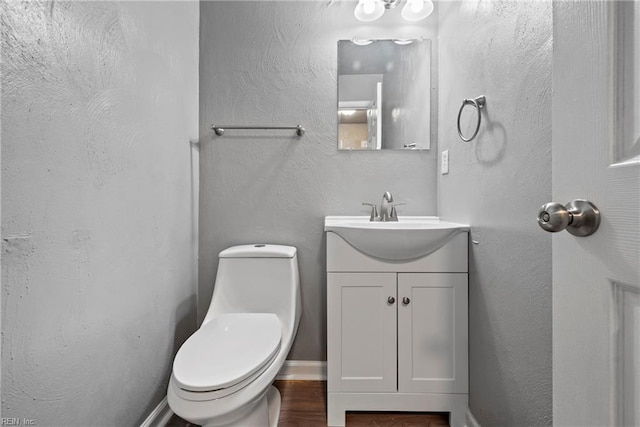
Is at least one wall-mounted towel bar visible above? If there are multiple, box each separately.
[211,124,305,136]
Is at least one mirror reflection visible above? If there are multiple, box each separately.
[337,39,432,150]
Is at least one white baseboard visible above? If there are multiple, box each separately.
[465,406,481,427]
[276,360,327,380]
[140,396,173,427]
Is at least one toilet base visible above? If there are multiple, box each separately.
[267,386,281,426]
[201,386,281,427]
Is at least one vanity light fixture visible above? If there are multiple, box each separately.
[401,0,434,21]
[354,0,434,22]
[392,36,423,45]
[354,0,385,22]
[351,37,375,45]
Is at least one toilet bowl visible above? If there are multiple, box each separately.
[168,244,301,427]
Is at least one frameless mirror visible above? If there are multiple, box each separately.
[337,39,432,150]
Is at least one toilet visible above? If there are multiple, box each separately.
[167,244,301,427]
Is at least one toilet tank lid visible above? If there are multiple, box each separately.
[219,244,297,259]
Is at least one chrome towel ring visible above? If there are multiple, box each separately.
[457,95,486,142]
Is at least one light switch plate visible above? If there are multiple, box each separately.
[441,150,449,175]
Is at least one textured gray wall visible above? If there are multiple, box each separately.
[199,1,438,360]
[438,1,552,426]
[1,2,198,424]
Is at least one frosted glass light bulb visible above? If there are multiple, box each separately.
[354,0,384,22]
[401,0,433,21]
[363,0,375,14]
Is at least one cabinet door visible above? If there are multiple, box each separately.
[327,272,397,392]
[397,273,468,393]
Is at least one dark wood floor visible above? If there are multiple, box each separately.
[167,380,449,427]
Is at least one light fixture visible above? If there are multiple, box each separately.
[351,37,374,46]
[401,0,434,21]
[392,36,424,45]
[354,0,433,22]
[354,0,385,22]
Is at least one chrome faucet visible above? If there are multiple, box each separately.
[380,191,394,221]
[362,192,403,222]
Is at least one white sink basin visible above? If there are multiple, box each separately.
[324,216,469,261]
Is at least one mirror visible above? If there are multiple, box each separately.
[337,39,432,150]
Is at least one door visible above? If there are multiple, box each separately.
[553,1,640,425]
[397,273,468,394]
[375,81,382,149]
[327,272,397,392]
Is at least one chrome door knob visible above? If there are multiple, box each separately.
[537,203,571,232]
[402,297,410,305]
[387,296,395,305]
[537,199,601,237]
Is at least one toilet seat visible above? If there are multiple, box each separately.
[172,313,281,400]
[171,349,279,401]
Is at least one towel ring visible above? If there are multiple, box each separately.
[457,95,486,142]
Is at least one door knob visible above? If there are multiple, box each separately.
[387,296,395,305]
[537,199,600,237]
[402,297,410,305]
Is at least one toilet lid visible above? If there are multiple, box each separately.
[172,313,281,392]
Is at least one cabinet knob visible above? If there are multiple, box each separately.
[402,297,411,305]
[387,296,395,305]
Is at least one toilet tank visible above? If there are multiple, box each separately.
[203,244,301,332]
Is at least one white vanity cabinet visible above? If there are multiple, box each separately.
[327,272,398,393]
[326,229,469,427]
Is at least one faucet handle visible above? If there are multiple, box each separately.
[362,203,379,222]
[389,203,406,221]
